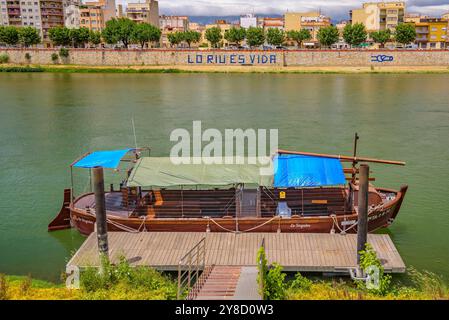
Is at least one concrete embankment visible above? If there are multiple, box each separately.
[1,48,449,68]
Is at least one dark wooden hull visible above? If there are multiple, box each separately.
[68,186,407,236]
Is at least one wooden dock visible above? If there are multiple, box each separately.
[68,232,405,274]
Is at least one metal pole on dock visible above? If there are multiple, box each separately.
[93,166,109,260]
[357,164,369,265]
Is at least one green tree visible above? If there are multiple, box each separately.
[395,23,416,45]
[317,25,339,48]
[48,26,71,47]
[266,28,285,47]
[343,23,367,47]
[102,18,136,48]
[132,23,161,48]
[88,30,102,47]
[167,31,183,48]
[286,29,312,48]
[69,27,90,48]
[0,26,19,46]
[224,27,246,46]
[182,30,201,48]
[370,29,391,48]
[18,27,40,47]
[246,26,265,48]
[205,27,222,48]
[0,26,4,45]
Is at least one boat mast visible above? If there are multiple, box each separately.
[351,132,359,183]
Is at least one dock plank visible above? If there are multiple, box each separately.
[68,232,406,273]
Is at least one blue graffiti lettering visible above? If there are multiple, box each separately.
[250,55,256,64]
[196,55,203,63]
[371,55,394,63]
[230,54,236,64]
[207,55,213,63]
[270,55,276,64]
[218,55,226,64]
[238,55,245,64]
[187,55,194,64]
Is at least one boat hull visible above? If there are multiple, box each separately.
[69,186,407,236]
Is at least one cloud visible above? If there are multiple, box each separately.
[117,0,449,19]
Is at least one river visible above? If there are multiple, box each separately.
[0,73,448,281]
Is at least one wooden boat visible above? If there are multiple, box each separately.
[49,143,408,236]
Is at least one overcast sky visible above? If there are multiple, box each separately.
[117,0,449,21]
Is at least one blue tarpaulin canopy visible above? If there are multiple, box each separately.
[73,149,133,169]
[273,154,346,187]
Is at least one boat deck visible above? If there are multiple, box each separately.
[74,193,142,218]
[67,232,406,274]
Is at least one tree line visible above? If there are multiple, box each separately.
[49,18,161,48]
[1,18,418,49]
[0,26,40,47]
[203,26,313,48]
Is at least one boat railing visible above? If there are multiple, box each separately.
[177,237,206,300]
[261,186,277,203]
[222,187,241,216]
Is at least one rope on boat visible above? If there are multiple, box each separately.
[330,203,386,234]
[209,215,280,234]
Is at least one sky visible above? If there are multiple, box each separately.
[115,0,449,21]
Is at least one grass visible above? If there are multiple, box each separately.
[286,269,449,300]
[0,257,178,300]
[1,266,448,300]
[0,64,449,74]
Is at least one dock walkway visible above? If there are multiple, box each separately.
[67,232,405,274]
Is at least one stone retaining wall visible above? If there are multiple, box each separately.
[1,48,449,67]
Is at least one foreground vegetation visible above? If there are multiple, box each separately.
[0,258,177,300]
[258,244,449,300]
[1,253,447,300]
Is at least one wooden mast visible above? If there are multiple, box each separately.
[277,149,405,166]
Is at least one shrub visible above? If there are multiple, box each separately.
[289,272,312,292]
[0,274,8,300]
[407,267,448,299]
[51,52,59,63]
[256,245,268,298]
[0,66,44,72]
[20,275,32,295]
[356,243,392,295]
[265,263,286,300]
[80,256,177,300]
[0,53,9,64]
[59,47,69,58]
[257,246,287,300]
[25,52,31,62]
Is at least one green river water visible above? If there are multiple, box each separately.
[0,73,448,281]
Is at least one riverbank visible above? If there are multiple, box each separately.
[1,269,447,300]
[1,64,449,74]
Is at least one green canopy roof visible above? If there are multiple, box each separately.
[126,157,273,188]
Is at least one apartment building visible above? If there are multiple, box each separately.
[78,0,115,32]
[80,3,103,32]
[415,18,447,49]
[240,13,257,29]
[159,15,188,47]
[260,17,284,31]
[350,1,405,32]
[284,12,331,45]
[159,15,188,32]
[284,11,321,31]
[126,0,158,26]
